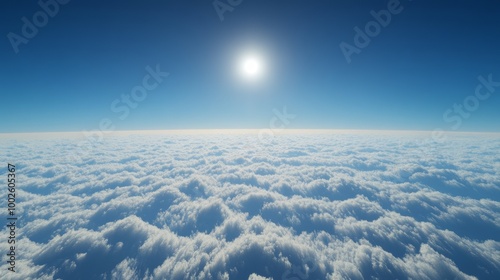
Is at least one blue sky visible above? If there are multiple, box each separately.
[1,0,499,133]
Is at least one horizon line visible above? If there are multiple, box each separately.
[1,129,500,139]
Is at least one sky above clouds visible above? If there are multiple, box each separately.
[1,131,499,279]
[1,1,499,280]
[1,0,500,132]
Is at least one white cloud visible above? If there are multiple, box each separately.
[0,131,499,279]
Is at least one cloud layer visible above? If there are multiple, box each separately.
[1,131,499,279]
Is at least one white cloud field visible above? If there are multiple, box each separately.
[0,130,499,280]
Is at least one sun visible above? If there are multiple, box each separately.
[239,54,264,80]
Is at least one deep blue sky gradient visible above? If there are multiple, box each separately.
[1,0,499,132]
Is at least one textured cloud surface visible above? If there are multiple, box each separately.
[1,131,499,279]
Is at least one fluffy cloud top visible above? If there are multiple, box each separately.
[0,131,499,279]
